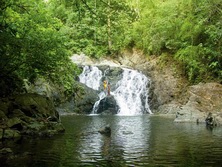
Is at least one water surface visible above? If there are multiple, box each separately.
[2,115,222,167]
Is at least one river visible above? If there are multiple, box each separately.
[3,115,222,167]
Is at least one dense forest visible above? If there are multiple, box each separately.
[1,0,222,97]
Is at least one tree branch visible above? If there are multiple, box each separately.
[80,0,97,16]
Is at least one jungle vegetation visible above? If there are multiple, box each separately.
[1,0,222,97]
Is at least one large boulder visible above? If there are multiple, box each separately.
[96,95,119,115]
[0,93,64,140]
[73,83,99,114]
[23,78,67,106]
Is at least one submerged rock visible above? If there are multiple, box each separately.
[98,125,111,136]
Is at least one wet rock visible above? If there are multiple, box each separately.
[205,112,217,127]
[96,95,119,115]
[98,125,111,136]
[97,66,123,92]
[73,83,99,114]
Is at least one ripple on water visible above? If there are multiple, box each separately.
[3,115,222,167]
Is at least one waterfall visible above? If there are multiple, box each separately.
[79,66,102,90]
[113,68,151,115]
[91,91,106,114]
[79,65,152,115]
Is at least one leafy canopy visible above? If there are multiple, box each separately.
[0,0,80,96]
[131,0,222,83]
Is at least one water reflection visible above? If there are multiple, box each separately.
[76,115,151,166]
[2,115,222,167]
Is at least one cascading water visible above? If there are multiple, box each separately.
[79,66,102,90]
[91,91,106,114]
[79,65,152,115]
[113,68,151,115]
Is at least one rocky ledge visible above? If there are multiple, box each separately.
[0,93,65,141]
[174,82,222,124]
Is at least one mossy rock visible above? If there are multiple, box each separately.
[14,93,55,118]
[3,129,21,139]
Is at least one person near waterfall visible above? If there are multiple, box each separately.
[107,83,111,96]
[103,80,107,93]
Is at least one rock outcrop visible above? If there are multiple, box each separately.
[0,93,65,141]
[98,125,111,136]
[174,83,222,123]
[97,66,123,92]
[72,83,99,114]
[96,95,119,115]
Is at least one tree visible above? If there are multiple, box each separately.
[48,0,136,57]
[0,0,79,97]
[131,0,222,83]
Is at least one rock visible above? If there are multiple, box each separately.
[100,110,116,115]
[3,129,21,139]
[13,93,56,118]
[97,66,123,92]
[96,95,119,115]
[0,93,65,140]
[73,83,99,114]
[117,49,189,112]
[7,117,23,130]
[0,110,7,121]
[10,109,25,118]
[0,148,13,155]
[174,83,222,123]
[174,106,205,123]
[0,99,10,115]
[72,51,222,124]
[46,116,58,122]
[26,121,46,132]
[98,125,111,136]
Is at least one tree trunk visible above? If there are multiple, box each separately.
[107,0,112,51]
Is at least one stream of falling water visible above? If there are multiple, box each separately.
[79,66,152,115]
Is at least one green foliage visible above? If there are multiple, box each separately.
[1,0,222,96]
[0,0,80,97]
[48,0,136,58]
[131,0,222,83]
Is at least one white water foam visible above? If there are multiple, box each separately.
[113,68,151,115]
[79,66,152,115]
[79,66,102,90]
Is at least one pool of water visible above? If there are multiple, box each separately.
[2,115,222,167]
